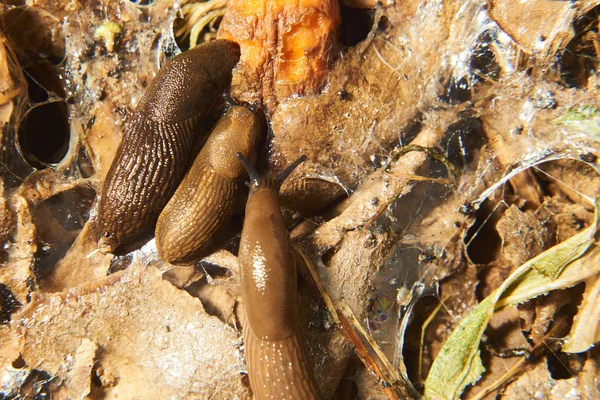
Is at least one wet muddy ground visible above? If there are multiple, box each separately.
[0,0,599,399]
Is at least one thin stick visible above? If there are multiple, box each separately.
[293,245,419,399]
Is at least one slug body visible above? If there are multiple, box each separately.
[238,157,319,400]
[96,39,240,254]
[155,106,264,265]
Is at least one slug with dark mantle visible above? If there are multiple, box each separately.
[237,153,319,400]
[155,105,264,265]
[97,39,240,254]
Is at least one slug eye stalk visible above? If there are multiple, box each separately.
[277,155,307,184]
[236,152,261,184]
[236,152,307,190]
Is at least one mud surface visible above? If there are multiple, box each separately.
[1,0,599,399]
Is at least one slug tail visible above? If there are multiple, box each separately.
[156,162,238,265]
[243,316,319,400]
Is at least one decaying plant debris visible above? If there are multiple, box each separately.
[1,0,600,399]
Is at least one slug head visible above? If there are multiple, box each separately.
[205,106,265,179]
[236,153,307,195]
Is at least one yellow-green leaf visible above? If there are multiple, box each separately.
[423,199,599,399]
[555,105,600,141]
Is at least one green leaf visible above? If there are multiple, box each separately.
[423,199,599,399]
[533,204,598,279]
[555,105,600,140]
[497,246,600,309]
[423,294,498,399]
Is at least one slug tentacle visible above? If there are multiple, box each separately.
[238,155,318,399]
[96,39,240,254]
[277,155,307,184]
[156,105,264,265]
[236,152,261,184]
[237,153,307,192]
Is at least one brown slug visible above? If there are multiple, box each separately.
[237,153,319,400]
[155,105,264,265]
[96,39,240,254]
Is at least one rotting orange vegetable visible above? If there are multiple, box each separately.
[218,0,340,111]
[237,153,320,399]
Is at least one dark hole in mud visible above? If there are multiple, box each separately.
[559,5,600,88]
[18,100,70,168]
[321,247,337,267]
[197,260,232,280]
[32,186,96,281]
[339,5,377,47]
[332,356,360,399]
[543,293,584,379]
[77,145,96,178]
[402,295,441,386]
[465,200,504,264]
[240,372,251,389]
[18,369,53,399]
[19,62,69,169]
[399,113,424,146]
[440,76,471,105]
[12,354,26,369]
[580,151,597,163]
[0,283,21,325]
[89,366,107,398]
[0,156,31,190]
[0,59,69,184]
[91,367,103,387]
[547,351,586,380]
[336,377,358,399]
[25,66,58,104]
[470,31,500,83]
[129,0,155,5]
[108,253,133,275]
[441,117,486,170]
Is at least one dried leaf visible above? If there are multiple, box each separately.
[562,273,600,353]
[65,339,98,400]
